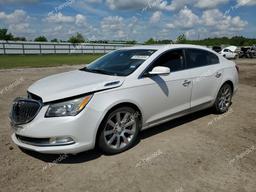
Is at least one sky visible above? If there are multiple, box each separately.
[0,0,256,42]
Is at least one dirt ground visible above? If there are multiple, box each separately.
[0,59,256,192]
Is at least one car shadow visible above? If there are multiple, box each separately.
[150,76,169,96]
[20,108,214,164]
[20,148,102,164]
[139,108,212,140]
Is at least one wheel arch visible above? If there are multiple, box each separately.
[95,102,143,147]
[223,80,234,93]
[213,79,235,105]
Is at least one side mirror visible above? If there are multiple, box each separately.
[148,66,170,76]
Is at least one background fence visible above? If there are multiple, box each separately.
[0,41,134,55]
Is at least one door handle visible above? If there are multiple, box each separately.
[183,80,191,87]
[215,72,222,78]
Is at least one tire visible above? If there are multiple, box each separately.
[98,107,140,155]
[213,83,233,114]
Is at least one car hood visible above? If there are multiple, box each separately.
[28,70,125,103]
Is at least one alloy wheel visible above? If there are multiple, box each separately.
[217,84,232,112]
[103,111,137,150]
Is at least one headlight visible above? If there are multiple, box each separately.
[45,95,92,117]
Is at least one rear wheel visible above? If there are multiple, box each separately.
[98,107,140,154]
[214,83,233,114]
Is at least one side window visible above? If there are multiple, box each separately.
[148,49,185,72]
[185,49,219,69]
[206,51,219,65]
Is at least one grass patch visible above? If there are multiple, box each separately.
[0,54,104,69]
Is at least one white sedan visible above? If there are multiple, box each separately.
[10,44,239,154]
[220,47,238,59]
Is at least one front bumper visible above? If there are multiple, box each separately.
[12,133,91,154]
[11,104,103,154]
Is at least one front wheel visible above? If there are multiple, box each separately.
[98,107,140,154]
[213,83,233,114]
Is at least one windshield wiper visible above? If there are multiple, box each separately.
[80,67,117,76]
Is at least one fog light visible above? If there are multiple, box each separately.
[49,137,75,145]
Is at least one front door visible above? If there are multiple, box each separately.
[137,49,192,126]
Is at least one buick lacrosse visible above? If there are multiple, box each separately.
[10,45,239,154]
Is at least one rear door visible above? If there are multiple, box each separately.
[184,48,223,108]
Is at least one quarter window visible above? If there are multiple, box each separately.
[207,51,219,65]
[185,49,219,69]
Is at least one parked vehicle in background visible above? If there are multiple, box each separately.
[239,47,250,58]
[220,46,238,59]
[240,46,256,58]
[9,44,239,155]
[212,46,222,53]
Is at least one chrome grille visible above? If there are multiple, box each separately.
[10,98,42,125]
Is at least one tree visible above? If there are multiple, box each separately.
[51,38,59,42]
[126,40,137,44]
[0,28,14,40]
[231,36,246,46]
[157,39,173,44]
[34,36,48,42]
[145,38,156,45]
[13,37,26,41]
[176,34,187,44]
[144,38,173,45]
[68,33,85,44]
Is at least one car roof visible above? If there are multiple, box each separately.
[120,44,211,52]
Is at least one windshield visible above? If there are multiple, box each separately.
[81,49,156,76]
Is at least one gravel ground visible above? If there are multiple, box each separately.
[0,59,255,192]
